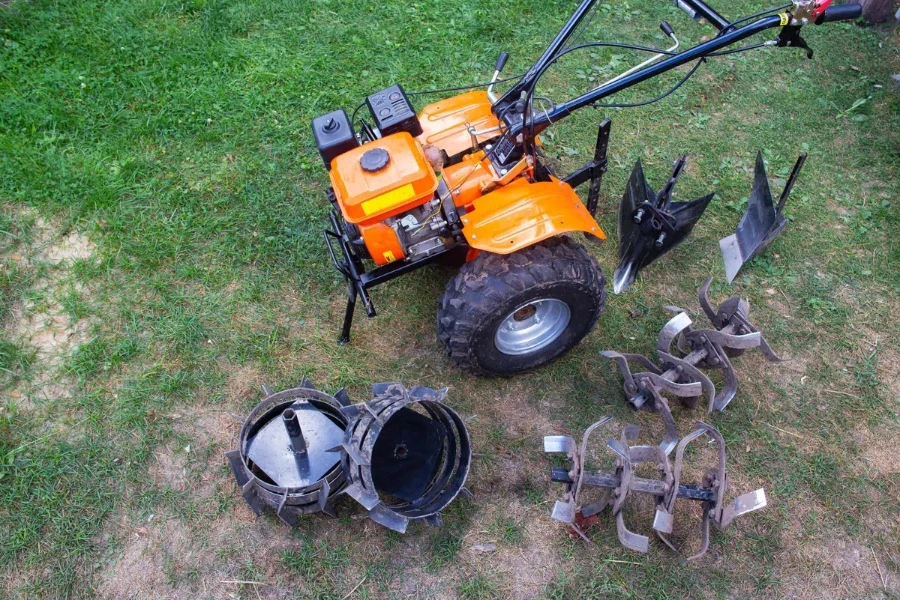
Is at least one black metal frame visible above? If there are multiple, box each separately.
[324,209,458,344]
[561,118,611,216]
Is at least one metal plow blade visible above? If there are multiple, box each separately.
[602,278,783,445]
[720,151,807,283]
[614,155,714,294]
[545,418,767,559]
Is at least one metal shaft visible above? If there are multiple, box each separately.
[550,468,716,502]
[282,408,307,455]
[657,321,737,382]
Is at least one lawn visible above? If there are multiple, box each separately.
[0,0,897,598]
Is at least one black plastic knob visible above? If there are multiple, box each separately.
[360,148,391,172]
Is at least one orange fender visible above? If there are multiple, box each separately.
[459,178,606,254]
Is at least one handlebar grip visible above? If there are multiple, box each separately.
[815,3,862,24]
[495,52,509,73]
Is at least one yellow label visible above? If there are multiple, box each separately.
[383,250,396,263]
[779,12,790,26]
[361,183,416,216]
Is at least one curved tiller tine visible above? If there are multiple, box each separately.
[654,423,710,542]
[640,381,681,455]
[601,350,661,399]
[574,416,616,507]
[607,437,650,553]
[657,311,693,356]
[704,328,761,350]
[729,310,785,363]
[713,351,739,411]
[543,434,579,525]
[698,277,718,324]
[658,351,717,415]
[658,421,727,561]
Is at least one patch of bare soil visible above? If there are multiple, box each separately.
[5,215,97,405]
[467,503,563,599]
[852,423,900,478]
[772,499,898,600]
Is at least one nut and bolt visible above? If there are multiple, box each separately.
[633,209,645,224]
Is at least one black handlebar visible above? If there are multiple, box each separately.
[815,3,862,24]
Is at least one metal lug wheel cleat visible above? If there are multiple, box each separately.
[545,418,767,559]
[338,382,472,533]
[226,377,350,525]
[602,277,783,448]
[228,379,472,532]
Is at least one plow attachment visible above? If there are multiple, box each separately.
[602,278,782,450]
[719,152,807,282]
[545,418,767,559]
[614,155,714,294]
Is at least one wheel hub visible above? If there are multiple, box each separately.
[494,299,571,356]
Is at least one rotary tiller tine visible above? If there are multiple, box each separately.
[657,311,692,356]
[607,437,651,553]
[543,434,580,524]
[658,351,717,414]
[641,381,681,456]
[697,277,718,324]
[600,350,661,403]
[613,157,714,294]
[698,278,785,363]
[719,151,807,283]
[656,421,726,560]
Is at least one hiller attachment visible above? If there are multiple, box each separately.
[545,418,767,560]
[719,151,807,283]
[602,278,782,450]
[614,155,714,293]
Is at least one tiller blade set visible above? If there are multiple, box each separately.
[602,278,783,451]
[614,153,807,292]
[545,418,767,559]
[228,379,471,532]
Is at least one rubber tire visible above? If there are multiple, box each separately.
[437,236,607,376]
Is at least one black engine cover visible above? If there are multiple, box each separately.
[366,84,423,138]
[312,109,359,169]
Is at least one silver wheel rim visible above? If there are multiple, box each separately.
[494,299,571,356]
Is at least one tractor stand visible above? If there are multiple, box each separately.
[324,207,458,345]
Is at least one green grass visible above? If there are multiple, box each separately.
[1,0,898,598]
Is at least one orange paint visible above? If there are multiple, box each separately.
[359,222,406,266]
[330,132,438,225]
[459,178,606,254]
[417,91,499,158]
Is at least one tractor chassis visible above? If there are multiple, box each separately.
[323,120,613,345]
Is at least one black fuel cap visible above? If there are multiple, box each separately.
[360,148,390,172]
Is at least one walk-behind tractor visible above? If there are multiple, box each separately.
[316,0,860,376]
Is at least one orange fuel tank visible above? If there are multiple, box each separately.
[330,132,439,226]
